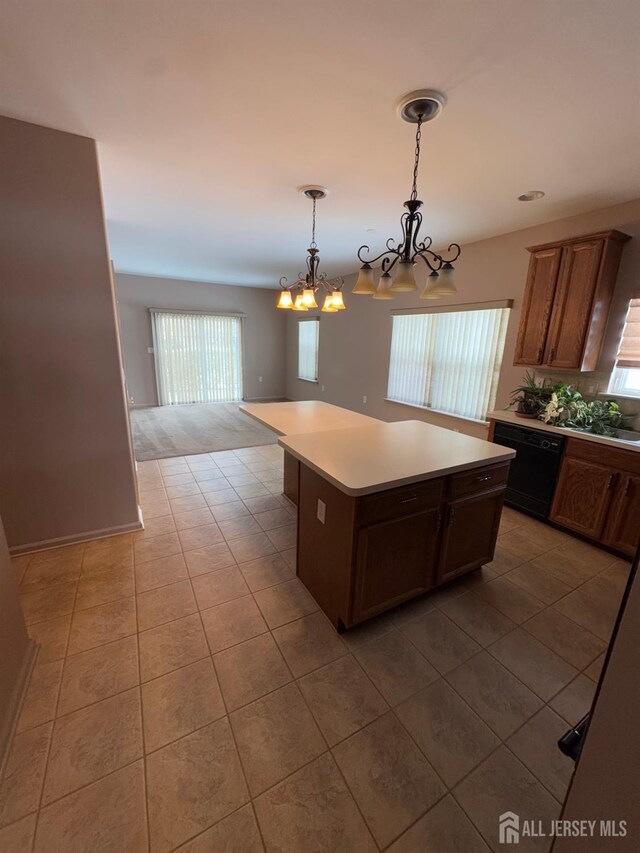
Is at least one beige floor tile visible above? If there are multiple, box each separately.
[488,628,578,701]
[297,655,388,746]
[273,611,347,677]
[204,488,241,507]
[20,557,81,591]
[235,483,270,500]
[139,613,209,682]
[454,746,560,852]
[169,494,208,514]
[473,577,546,623]
[75,565,135,611]
[43,688,142,804]
[253,578,318,628]
[333,712,445,848]
[172,507,215,530]
[201,595,268,654]
[499,525,561,563]
[82,537,133,574]
[142,495,172,519]
[27,615,71,663]
[17,659,64,733]
[29,544,84,570]
[395,679,499,787]
[484,539,528,575]
[554,578,620,642]
[146,718,249,853]
[339,613,396,650]
[498,506,529,535]
[354,630,439,706]
[265,524,297,551]
[184,543,236,578]
[387,594,435,628]
[401,609,481,674]
[213,633,292,712]
[231,682,326,796]
[133,514,176,540]
[0,814,37,853]
[162,471,197,487]
[507,707,574,801]
[238,553,295,592]
[218,514,263,541]
[253,508,293,532]
[11,555,31,585]
[34,760,147,853]
[134,532,182,564]
[68,596,137,654]
[135,553,188,592]
[446,652,543,739]
[192,469,227,485]
[174,804,264,852]
[136,580,197,631]
[532,539,615,587]
[388,794,491,853]
[227,532,277,563]
[20,580,77,625]
[0,722,51,827]
[209,500,251,522]
[254,752,376,853]
[191,566,250,610]
[165,482,202,499]
[439,592,517,646]
[177,522,225,552]
[142,658,225,752]
[506,561,573,605]
[226,472,260,488]
[243,495,283,514]
[548,674,597,725]
[58,635,139,715]
[583,651,606,682]
[522,608,606,669]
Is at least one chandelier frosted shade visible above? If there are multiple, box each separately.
[330,291,346,310]
[301,288,318,308]
[353,263,377,294]
[421,263,457,299]
[292,293,308,311]
[372,270,395,300]
[277,290,293,309]
[321,294,337,312]
[391,260,418,292]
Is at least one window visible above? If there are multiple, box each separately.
[387,301,511,422]
[151,310,243,405]
[608,298,640,398]
[298,318,319,382]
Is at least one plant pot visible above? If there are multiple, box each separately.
[514,412,538,419]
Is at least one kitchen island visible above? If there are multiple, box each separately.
[280,418,515,630]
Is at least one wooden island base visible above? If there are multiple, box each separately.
[296,460,510,631]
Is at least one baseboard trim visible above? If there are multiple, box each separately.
[242,396,288,403]
[0,639,38,776]
[9,516,144,556]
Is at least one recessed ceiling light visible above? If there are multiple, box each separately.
[518,190,545,202]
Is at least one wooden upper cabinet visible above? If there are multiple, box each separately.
[515,230,630,371]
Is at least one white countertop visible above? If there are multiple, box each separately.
[279,420,515,496]
[240,400,381,436]
[487,410,640,453]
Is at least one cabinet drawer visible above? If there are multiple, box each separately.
[448,463,510,499]
[357,478,444,526]
[565,437,640,476]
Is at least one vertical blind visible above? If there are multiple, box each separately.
[387,303,511,421]
[298,319,319,381]
[615,298,640,368]
[151,310,243,405]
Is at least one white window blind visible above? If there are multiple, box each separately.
[298,319,319,382]
[607,298,640,398]
[151,310,243,405]
[387,302,511,422]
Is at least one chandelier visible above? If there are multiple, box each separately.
[277,187,346,313]
[353,90,461,300]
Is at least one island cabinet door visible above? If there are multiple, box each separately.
[436,487,505,585]
[352,507,440,625]
[550,456,616,540]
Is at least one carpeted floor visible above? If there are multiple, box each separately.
[129,403,279,460]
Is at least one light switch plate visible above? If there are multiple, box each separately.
[147,347,154,354]
[317,499,326,524]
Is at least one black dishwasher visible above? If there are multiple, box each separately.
[492,422,565,519]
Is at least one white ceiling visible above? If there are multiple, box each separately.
[2,1,640,287]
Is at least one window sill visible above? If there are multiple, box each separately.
[600,391,640,401]
[384,398,490,427]
[297,377,319,384]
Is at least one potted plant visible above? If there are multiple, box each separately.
[509,371,552,418]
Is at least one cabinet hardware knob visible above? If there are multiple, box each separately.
[476,475,491,482]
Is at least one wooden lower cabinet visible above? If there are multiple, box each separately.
[296,461,509,630]
[550,438,640,557]
[437,487,505,585]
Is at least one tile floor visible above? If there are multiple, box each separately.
[2,444,630,852]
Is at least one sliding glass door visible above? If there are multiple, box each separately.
[151,310,243,405]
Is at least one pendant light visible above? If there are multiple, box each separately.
[277,187,345,312]
[372,262,395,300]
[354,90,461,300]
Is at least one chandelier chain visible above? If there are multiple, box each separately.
[311,196,317,248]
[410,115,423,201]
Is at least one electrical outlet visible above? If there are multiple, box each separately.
[321,384,325,392]
[363,395,367,404]
[147,347,154,354]
[258,376,263,383]
[317,499,326,524]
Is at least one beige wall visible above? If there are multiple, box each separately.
[0,116,140,552]
[115,273,287,406]
[286,199,640,436]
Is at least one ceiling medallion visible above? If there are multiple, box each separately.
[276,187,345,313]
[353,89,461,300]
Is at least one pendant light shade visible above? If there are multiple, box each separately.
[390,260,418,292]
[330,291,346,310]
[421,263,457,298]
[321,294,337,312]
[277,290,293,309]
[292,293,308,311]
[301,288,318,308]
[372,270,395,300]
[420,270,441,299]
[353,264,377,294]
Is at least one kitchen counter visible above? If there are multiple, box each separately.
[280,420,515,497]
[487,409,640,453]
[239,400,380,436]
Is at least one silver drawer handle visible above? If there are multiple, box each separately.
[400,496,418,504]
[476,475,492,482]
